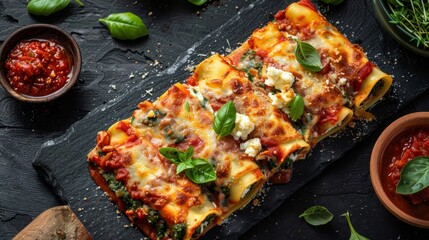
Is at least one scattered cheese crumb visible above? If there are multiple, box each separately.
[231,113,254,140]
[268,89,295,110]
[240,138,262,157]
[265,66,295,91]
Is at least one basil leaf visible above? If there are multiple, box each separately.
[99,12,148,40]
[213,101,236,138]
[185,159,216,184]
[294,39,323,72]
[299,206,333,226]
[176,160,194,174]
[396,156,429,195]
[188,0,208,6]
[342,211,369,240]
[159,147,182,164]
[290,94,304,121]
[27,0,70,16]
[321,0,346,6]
[179,146,194,163]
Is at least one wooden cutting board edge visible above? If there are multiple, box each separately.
[13,205,92,240]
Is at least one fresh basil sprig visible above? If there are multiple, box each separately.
[290,94,304,121]
[188,0,208,6]
[213,101,236,139]
[27,0,83,16]
[321,0,346,6]
[159,147,216,184]
[99,12,148,40]
[299,205,333,226]
[342,211,369,240]
[396,156,429,195]
[294,39,323,72]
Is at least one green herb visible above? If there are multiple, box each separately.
[342,211,369,240]
[290,94,304,121]
[192,214,215,237]
[156,220,167,240]
[240,50,263,81]
[299,206,333,226]
[173,223,187,240]
[396,156,429,195]
[213,101,236,139]
[387,0,429,48]
[159,147,216,184]
[321,0,346,5]
[27,0,83,16]
[294,39,323,72]
[185,101,190,113]
[185,158,217,184]
[102,172,142,210]
[188,0,208,6]
[159,147,182,164]
[99,12,148,40]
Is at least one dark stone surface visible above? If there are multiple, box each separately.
[1,0,429,239]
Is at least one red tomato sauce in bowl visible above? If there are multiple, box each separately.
[4,38,72,96]
[382,127,429,220]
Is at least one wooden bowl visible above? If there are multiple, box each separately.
[0,24,81,103]
[370,112,429,228]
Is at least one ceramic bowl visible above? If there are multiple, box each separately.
[372,0,429,58]
[0,24,81,103]
[370,112,429,228]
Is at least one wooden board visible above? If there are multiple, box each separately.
[13,206,92,240]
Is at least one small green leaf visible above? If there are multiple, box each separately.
[396,156,429,195]
[294,39,323,72]
[188,0,208,6]
[342,211,369,240]
[185,101,190,113]
[290,94,304,121]
[213,101,236,139]
[321,0,346,6]
[27,0,70,16]
[185,159,216,184]
[176,160,194,174]
[179,146,194,163]
[159,147,182,164]
[99,12,148,40]
[159,147,216,184]
[299,206,333,226]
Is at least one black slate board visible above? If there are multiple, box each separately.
[32,0,429,239]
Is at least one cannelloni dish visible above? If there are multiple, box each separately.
[87,0,393,239]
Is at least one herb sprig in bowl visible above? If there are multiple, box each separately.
[387,0,429,48]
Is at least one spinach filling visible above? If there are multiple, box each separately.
[220,186,230,207]
[240,50,263,82]
[142,109,165,127]
[173,223,187,240]
[146,208,167,240]
[192,214,216,238]
[102,172,142,210]
[101,172,167,239]
[370,80,384,96]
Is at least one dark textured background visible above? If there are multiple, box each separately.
[1,0,429,239]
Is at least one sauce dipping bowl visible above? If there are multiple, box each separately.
[0,24,81,103]
[370,112,429,228]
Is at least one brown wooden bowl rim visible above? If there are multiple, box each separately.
[370,112,429,228]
